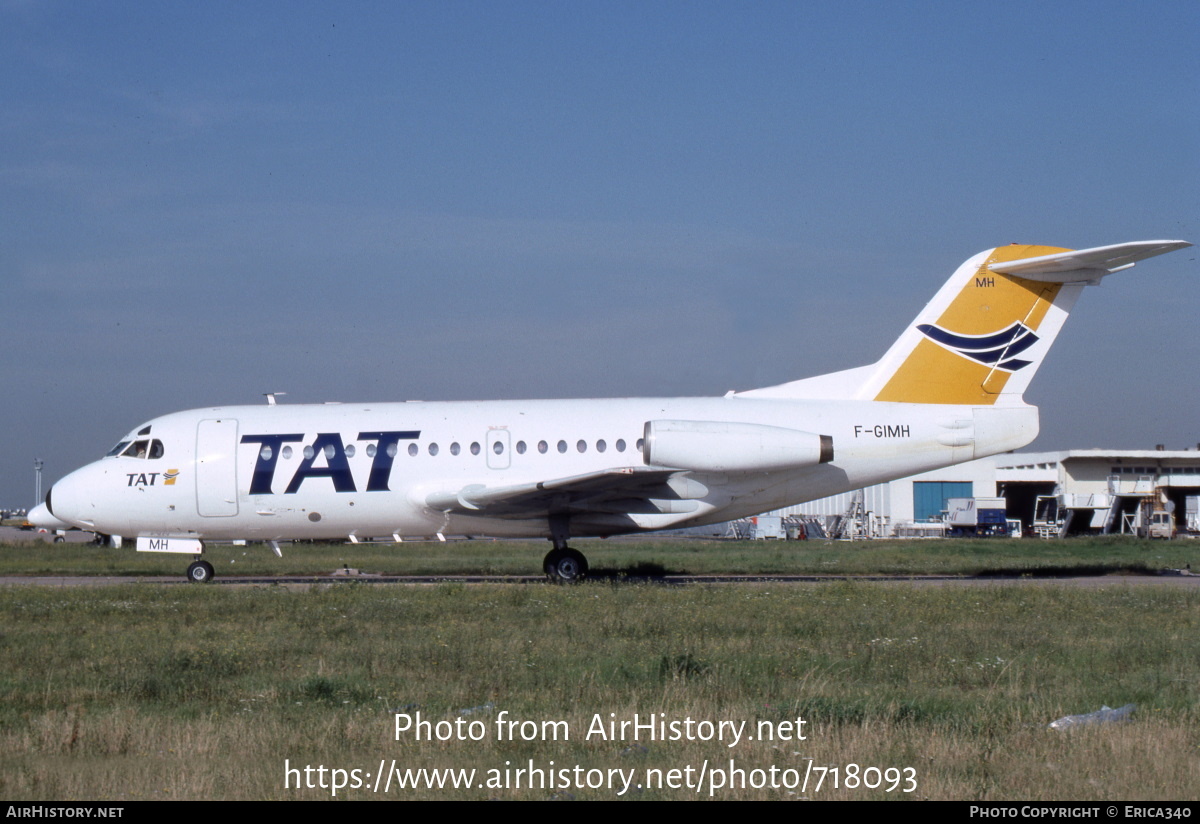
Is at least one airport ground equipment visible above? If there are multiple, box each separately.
[946,497,1009,537]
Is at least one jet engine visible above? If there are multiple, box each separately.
[642,420,833,473]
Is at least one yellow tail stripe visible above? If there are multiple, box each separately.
[874,245,1067,405]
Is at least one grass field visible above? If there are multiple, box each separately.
[1,538,1198,801]
[1,534,1196,578]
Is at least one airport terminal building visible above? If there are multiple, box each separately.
[771,447,1200,538]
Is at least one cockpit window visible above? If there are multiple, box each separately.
[122,440,149,458]
[107,441,131,457]
[119,439,165,459]
[138,425,152,436]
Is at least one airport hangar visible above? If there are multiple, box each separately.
[766,447,1200,539]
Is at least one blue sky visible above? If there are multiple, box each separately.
[2,0,1197,507]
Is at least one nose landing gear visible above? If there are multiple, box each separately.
[186,559,214,584]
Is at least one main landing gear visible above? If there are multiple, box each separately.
[186,558,214,584]
[544,515,589,583]
[543,547,589,583]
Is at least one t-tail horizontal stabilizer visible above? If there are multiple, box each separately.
[740,240,1191,405]
[987,240,1192,283]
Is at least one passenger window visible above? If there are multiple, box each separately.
[408,443,418,457]
[576,440,587,453]
[428,443,439,456]
[493,441,504,455]
[557,440,567,454]
[538,441,548,454]
[516,441,526,454]
[596,439,606,453]
[344,445,356,458]
[616,439,626,452]
[450,442,461,456]
[471,442,481,456]
[283,446,294,460]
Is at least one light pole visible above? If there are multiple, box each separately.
[34,459,43,506]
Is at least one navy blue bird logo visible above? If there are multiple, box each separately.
[916,322,1038,371]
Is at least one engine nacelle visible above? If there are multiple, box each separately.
[642,420,834,473]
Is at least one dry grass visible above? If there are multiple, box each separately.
[1,582,1197,800]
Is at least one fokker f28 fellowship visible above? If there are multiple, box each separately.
[42,240,1190,582]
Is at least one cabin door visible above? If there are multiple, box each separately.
[196,418,240,517]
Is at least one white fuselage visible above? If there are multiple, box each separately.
[46,395,1037,542]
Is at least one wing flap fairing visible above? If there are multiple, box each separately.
[425,466,689,519]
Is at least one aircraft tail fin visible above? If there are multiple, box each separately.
[740,240,1190,405]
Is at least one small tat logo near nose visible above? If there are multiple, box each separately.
[916,321,1039,371]
[163,469,180,485]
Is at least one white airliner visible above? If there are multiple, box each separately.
[44,240,1190,583]
[24,503,76,542]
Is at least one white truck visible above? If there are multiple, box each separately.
[1137,510,1175,540]
[946,497,1009,537]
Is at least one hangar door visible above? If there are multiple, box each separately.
[913,481,972,522]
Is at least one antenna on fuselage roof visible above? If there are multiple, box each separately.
[264,392,286,406]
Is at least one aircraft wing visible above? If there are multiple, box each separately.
[424,466,701,519]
